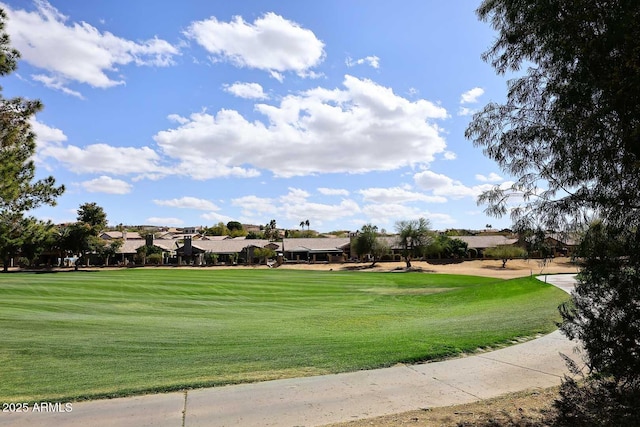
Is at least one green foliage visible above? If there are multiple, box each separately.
[205,222,229,236]
[63,222,95,267]
[299,219,311,231]
[518,226,553,259]
[98,239,122,266]
[444,229,474,237]
[424,235,468,259]
[146,253,162,265]
[354,224,390,266]
[61,203,109,269]
[145,245,163,256]
[559,223,640,383]
[18,219,55,266]
[0,215,54,270]
[136,244,163,265]
[204,252,218,265]
[77,202,107,231]
[226,221,243,232]
[0,10,64,271]
[554,375,640,427]
[245,231,262,239]
[484,245,527,268]
[287,229,317,238]
[0,270,567,402]
[201,221,247,237]
[468,247,478,259]
[395,218,433,268]
[470,1,640,421]
[0,9,18,76]
[228,252,238,264]
[449,238,469,258]
[468,0,640,229]
[139,229,158,241]
[424,234,448,258]
[325,230,350,238]
[253,247,275,264]
[263,219,279,241]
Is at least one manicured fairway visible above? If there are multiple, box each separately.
[0,269,569,402]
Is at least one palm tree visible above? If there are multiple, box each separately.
[305,219,310,230]
[300,220,305,230]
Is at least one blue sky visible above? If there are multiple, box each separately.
[1,0,515,232]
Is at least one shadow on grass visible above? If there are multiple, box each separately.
[3,268,100,274]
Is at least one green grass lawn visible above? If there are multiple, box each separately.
[0,269,569,402]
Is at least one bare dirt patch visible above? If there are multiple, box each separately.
[28,257,578,280]
[324,387,558,427]
[280,257,579,280]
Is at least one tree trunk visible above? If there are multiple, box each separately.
[405,257,412,268]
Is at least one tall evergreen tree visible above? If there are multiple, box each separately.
[0,8,64,271]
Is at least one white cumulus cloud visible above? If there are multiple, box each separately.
[223,82,268,99]
[31,118,67,146]
[146,217,184,226]
[414,170,494,199]
[318,187,350,196]
[200,212,234,223]
[230,188,359,228]
[153,197,220,211]
[345,55,380,69]
[155,75,448,178]
[362,203,455,228]
[359,186,447,204]
[185,12,325,78]
[39,143,168,176]
[475,172,503,182]
[458,106,477,117]
[80,176,132,194]
[460,87,484,104]
[3,1,179,95]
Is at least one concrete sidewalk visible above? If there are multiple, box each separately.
[0,275,579,427]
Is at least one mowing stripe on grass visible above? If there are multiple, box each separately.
[0,269,568,402]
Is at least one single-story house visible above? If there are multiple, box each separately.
[175,238,279,265]
[281,238,351,263]
[543,233,579,257]
[100,230,142,240]
[115,238,177,265]
[454,235,519,257]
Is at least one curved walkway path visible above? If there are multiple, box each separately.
[0,275,579,427]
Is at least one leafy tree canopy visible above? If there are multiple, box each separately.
[226,221,243,232]
[467,0,640,230]
[483,244,527,268]
[394,218,433,268]
[469,1,640,423]
[354,224,390,267]
[77,202,107,232]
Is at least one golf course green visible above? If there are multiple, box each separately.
[0,269,569,402]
